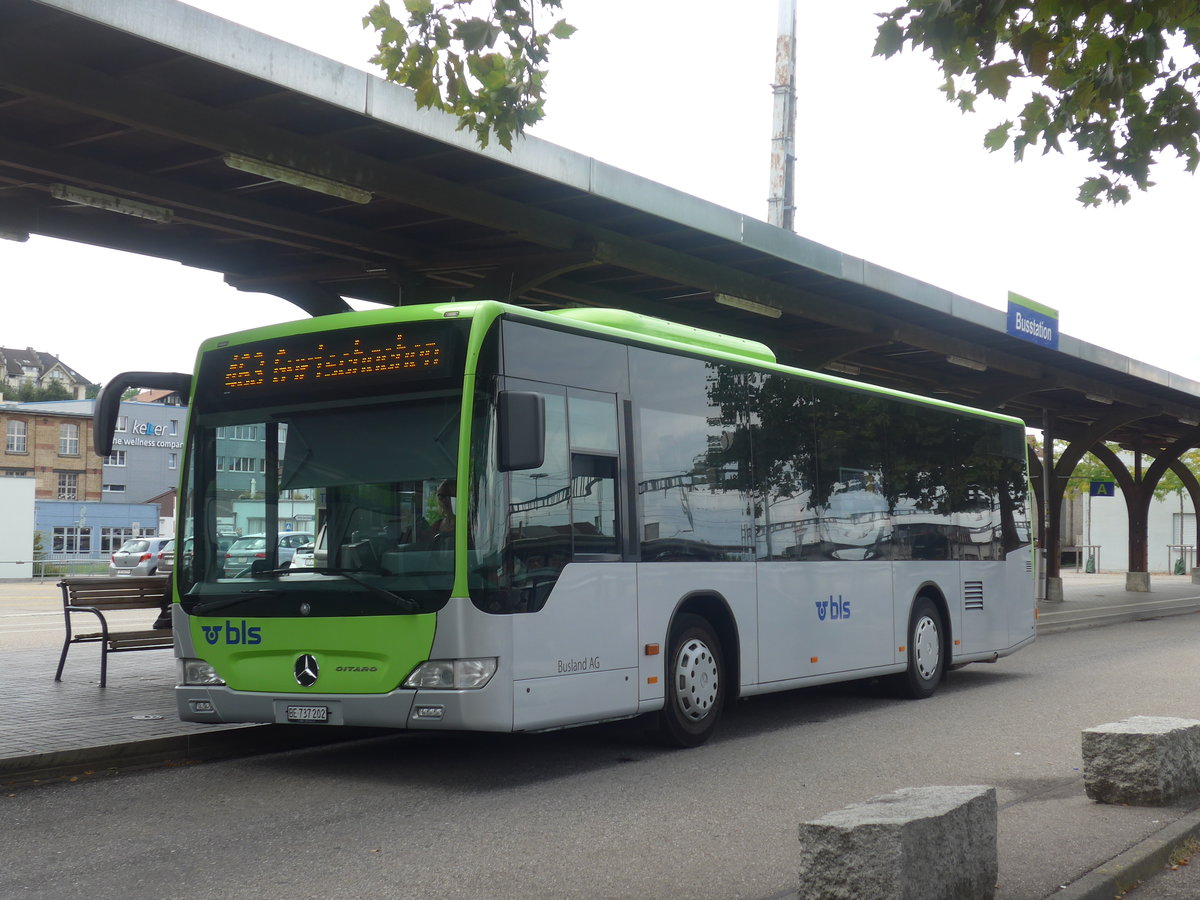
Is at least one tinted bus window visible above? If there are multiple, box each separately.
[631,349,752,562]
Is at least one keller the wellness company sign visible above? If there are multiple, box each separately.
[1007,291,1059,350]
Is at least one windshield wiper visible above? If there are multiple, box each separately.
[191,589,280,616]
[309,568,422,613]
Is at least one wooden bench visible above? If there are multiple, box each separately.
[55,576,173,687]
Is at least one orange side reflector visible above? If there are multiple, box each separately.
[954,639,961,646]
[1035,609,1040,619]
[647,676,659,685]
[644,643,660,656]
[810,656,818,664]
[898,645,906,653]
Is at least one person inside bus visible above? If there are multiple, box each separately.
[430,479,456,543]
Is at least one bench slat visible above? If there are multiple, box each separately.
[110,636,173,650]
[67,598,166,611]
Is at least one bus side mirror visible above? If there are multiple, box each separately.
[497,391,545,471]
[94,371,192,456]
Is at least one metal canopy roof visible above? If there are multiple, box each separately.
[3,0,1199,454]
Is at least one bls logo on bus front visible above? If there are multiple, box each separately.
[815,596,850,621]
[201,620,262,645]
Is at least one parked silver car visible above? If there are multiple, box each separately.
[223,532,314,576]
[157,539,176,575]
[109,536,173,576]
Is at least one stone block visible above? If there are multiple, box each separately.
[797,785,997,900]
[1044,576,1064,602]
[1083,716,1200,805]
[1125,571,1151,592]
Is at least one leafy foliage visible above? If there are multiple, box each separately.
[875,1,1200,205]
[363,0,575,150]
[1037,437,1200,500]
[1152,448,1200,500]
[10,380,72,402]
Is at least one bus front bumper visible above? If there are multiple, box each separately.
[176,683,514,732]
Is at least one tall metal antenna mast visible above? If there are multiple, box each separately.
[767,0,797,230]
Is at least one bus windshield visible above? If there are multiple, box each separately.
[179,394,461,617]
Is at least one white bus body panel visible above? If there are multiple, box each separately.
[511,564,639,731]
[1009,548,1038,648]
[634,563,758,708]
[756,560,896,683]
[956,561,1009,655]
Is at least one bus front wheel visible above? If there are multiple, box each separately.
[890,596,945,700]
[658,614,724,748]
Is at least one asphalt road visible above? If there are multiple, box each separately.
[5,611,1200,899]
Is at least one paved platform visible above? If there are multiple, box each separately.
[4,572,1200,899]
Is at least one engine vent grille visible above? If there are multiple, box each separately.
[964,580,985,611]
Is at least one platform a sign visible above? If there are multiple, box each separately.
[1090,481,1116,497]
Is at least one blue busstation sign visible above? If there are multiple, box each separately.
[1008,291,1059,350]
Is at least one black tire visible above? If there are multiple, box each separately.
[657,613,725,748]
[890,596,945,700]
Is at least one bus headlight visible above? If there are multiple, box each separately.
[180,658,226,686]
[403,658,497,690]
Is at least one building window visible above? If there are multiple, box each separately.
[231,425,258,441]
[115,415,128,433]
[170,419,179,436]
[57,472,78,500]
[100,527,133,553]
[59,423,80,456]
[2,468,31,477]
[52,526,91,555]
[216,456,226,471]
[169,452,178,470]
[102,483,126,494]
[230,456,259,472]
[104,450,127,466]
[5,420,27,453]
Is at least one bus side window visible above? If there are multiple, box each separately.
[567,389,619,560]
[571,453,618,557]
[508,392,571,609]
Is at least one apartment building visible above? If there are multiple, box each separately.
[0,346,92,400]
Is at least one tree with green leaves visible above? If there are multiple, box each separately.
[11,381,72,402]
[364,0,574,150]
[875,2,1200,205]
[1151,448,1200,501]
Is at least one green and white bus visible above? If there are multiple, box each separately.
[97,301,1035,746]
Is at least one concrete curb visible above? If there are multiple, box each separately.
[0,724,389,787]
[1054,806,1200,899]
[1037,599,1200,635]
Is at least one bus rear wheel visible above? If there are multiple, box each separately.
[889,596,945,700]
[658,614,724,748]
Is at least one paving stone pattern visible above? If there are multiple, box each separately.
[1,646,244,775]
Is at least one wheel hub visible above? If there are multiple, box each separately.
[673,637,719,721]
[913,615,940,680]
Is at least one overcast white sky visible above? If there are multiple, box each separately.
[3,1,1198,386]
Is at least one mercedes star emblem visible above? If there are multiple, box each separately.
[294,654,319,687]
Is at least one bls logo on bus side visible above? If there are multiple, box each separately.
[201,620,263,646]
[815,595,851,622]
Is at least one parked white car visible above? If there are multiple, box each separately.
[290,526,326,569]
